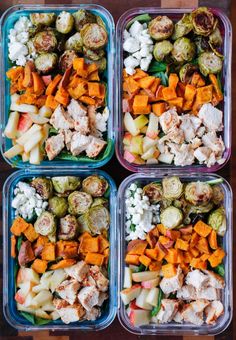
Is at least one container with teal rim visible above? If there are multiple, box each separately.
[0,4,115,169]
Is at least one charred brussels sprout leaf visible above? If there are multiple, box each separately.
[172,14,193,40]
[160,206,183,229]
[191,7,215,36]
[81,23,108,50]
[58,214,78,240]
[48,196,68,218]
[162,176,183,200]
[68,191,93,215]
[56,11,74,34]
[30,13,56,26]
[148,15,174,41]
[34,211,56,236]
[82,175,108,197]
[172,37,196,63]
[185,181,213,206]
[194,36,210,54]
[198,51,223,76]
[91,197,108,207]
[52,176,81,194]
[153,41,173,62]
[73,9,96,31]
[143,182,163,203]
[31,177,53,199]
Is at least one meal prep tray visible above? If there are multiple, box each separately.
[117,172,233,335]
[115,7,232,173]
[2,169,117,331]
[0,4,115,169]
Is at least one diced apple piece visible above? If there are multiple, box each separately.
[158,152,174,164]
[15,282,35,304]
[22,152,30,162]
[29,144,43,165]
[3,144,24,159]
[31,290,53,308]
[141,146,156,160]
[134,114,149,130]
[135,289,153,310]
[123,132,132,146]
[140,126,148,134]
[11,93,20,104]
[16,303,35,314]
[4,111,20,139]
[133,156,145,165]
[32,284,48,293]
[130,135,143,155]
[49,269,67,293]
[24,292,37,308]
[124,267,133,289]
[124,112,140,136]
[146,158,158,164]
[10,102,38,114]
[141,278,160,289]
[143,136,158,153]
[146,287,159,307]
[132,271,160,282]
[129,265,139,272]
[17,113,33,133]
[51,310,60,320]
[124,150,136,163]
[130,300,142,310]
[146,113,159,139]
[120,284,141,305]
[39,105,52,118]
[24,130,44,153]
[40,124,50,145]
[41,302,55,312]
[35,309,52,320]
[130,309,150,327]
[28,112,49,125]
[16,124,42,146]
[39,271,53,289]
[17,268,40,287]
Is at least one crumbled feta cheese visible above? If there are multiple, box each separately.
[123,37,140,53]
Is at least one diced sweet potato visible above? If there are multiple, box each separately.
[149,261,162,272]
[175,238,189,251]
[165,230,181,241]
[125,254,140,265]
[23,224,39,242]
[146,232,157,249]
[196,237,210,254]
[133,95,150,114]
[138,76,155,89]
[200,253,211,262]
[176,249,184,263]
[190,232,200,248]
[208,230,218,250]
[181,234,192,242]
[145,248,159,260]
[139,254,151,267]
[168,73,179,89]
[152,102,167,116]
[194,220,212,237]
[11,235,16,258]
[208,248,225,268]
[184,84,196,101]
[57,240,79,259]
[132,68,148,80]
[127,240,148,255]
[80,237,99,253]
[98,235,109,253]
[190,247,200,258]
[190,258,207,270]
[150,78,161,94]
[126,77,140,93]
[157,224,166,236]
[85,252,104,266]
[162,263,177,278]
[183,251,193,264]
[50,259,76,270]
[168,97,184,109]
[180,263,189,275]
[31,259,47,273]
[10,217,29,236]
[162,87,177,100]
[41,243,55,261]
[158,235,174,249]
[165,248,178,264]
[34,235,49,257]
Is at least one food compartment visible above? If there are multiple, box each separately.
[3,169,117,330]
[118,173,232,335]
[0,4,115,168]
[116,8,232,172]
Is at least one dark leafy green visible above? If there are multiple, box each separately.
[104,185,110,198]
[126,14,152,29]
[152,71,169,86]
[17,236,23,252]
[19,311,52,325]
[137,264,146,272]
[206,179,223,186]
[148,61,167,73]
[130,224,136,232]
[151,289,164,317]
[213,263,225,277]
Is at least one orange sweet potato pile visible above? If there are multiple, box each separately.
[79,232,109,266]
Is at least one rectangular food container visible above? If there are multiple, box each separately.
[3,169,117,331]
[117,172,233,335]
[115,8,232,173]
[0,4,115,169]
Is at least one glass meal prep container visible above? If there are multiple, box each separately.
[0,4,115,169]
[115,8,232,173]
[117,172,233,335]
[2,169,117,331]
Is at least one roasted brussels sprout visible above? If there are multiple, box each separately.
[185,181,213,206]
[56,11,74,34]
[64,32,83,52]
[83,47,105,61]
[33,30,57,53]
[85,57,107,72]
[31,177,53,199]
[35,53,58,74]
[86,205,110,234]
[58,214,78,240]
[179,63,198,83]
[73,9,96,31]
[192,7,215,36]
[81,23,108,50]
[48,196,68,218]
[189,202,214,214]
[34,211,56,236]
[59,50,77,72]
[194,36,210,54]
[153,41,173,62]
[82,175,108,197]
[198,51,223,76]
[27,39,36,55]
[209,26,223,47]
[162,176,183,200]
[143,182,163,203]
[77,214,90,233]
[160,206,183,229]
[96,15,106,29]
[68,191,93,215]
[30,13,56,26]
[172,37,196,63]
[160,199,173,210]
[212,185,224,205]
[148,15,174,41]
[52,176,81,194]
[91,197,108,207]
[172,14,193,40]
[208,207,226,236]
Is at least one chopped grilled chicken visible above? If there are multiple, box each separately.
[194,146,212,164]
[198,103,223,132]
[74,116,90,135]
[77,286,99,311]
[205,301,224,325]
[62,129,73,150]
[45,132,65,160]
[82,275,96,287]
[85,307,101,321]
[89,266,109,292]
[156,299,179,323]
[67,99,87,119]
[97,292,109,306]
[55,279,80,305]
[176,285,197,301]
[196,287,220,301]
[182,304,204,326]
[185,270,209,290]
[159,127,185,145]
[86,137,107,158]
[160,266,184,295]
[202,270,225,289]
[180,114,201,143]
[173,310,184,323]
[65,261,90,282]
[50,105,74,130]
[190,299,210,312]
[202,132,225,157]
[70,132,91,156]
[53,299,85,324]
[159,108,180,134]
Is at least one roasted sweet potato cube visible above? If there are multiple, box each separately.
[149,261,161,272]
[41,243,55,261]
[190,247,200,258]
[98,235,109,253]
[139,254,152,267]
[50,259,76,270]
[196,237,210,254]
[23,224,39,242]
[145,248,159,260]
[190,258,207,270]
[127,240,148,255]
[162,263,177,278]
[208,248,225,268]
[190,232,200,248]
[157,224,166,236]
[31,259,47,274]
[80,237,99,253]
[85,252,104,266]
[175,238,189,251]
[165,248,178,264]
[208,230,218,250]
[10,217,29,236]
[125,254,140,265]
[194,220,212,237]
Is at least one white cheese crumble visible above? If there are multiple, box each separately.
[123,21,153,75]
[125,183,160,241]
[12,181,48,220]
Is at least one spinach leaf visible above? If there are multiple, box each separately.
[214,263,225,277]
[151,289,164,317]
[152,71,169,86]
[104,185,110,198]
[130,224,136,232]
[148,61,167,73]
[19,312,35,324]
[137,264,146,272]
[35,317,52,325]
[49,127,58,135]
[17,236,23,252]
[217,72,223,92]
[206,178,223,186]
[126,14,152,29]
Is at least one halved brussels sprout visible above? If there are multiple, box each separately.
[198,51,223,76]
[34,211,56,236]
[172,37,196,63]
[31,177,53,199]
[68,191,93,215]
[30,13,56,26]
[162,176,183,200]
[172,14,193,40]
[65,32,83,52]
[143,182,163,203]
[153,40,173,62]
[58,214,78,240]
[212,185,224,205]
[77,214,91,233]
[160,206,183,229]
[85,205,110,234]
[185,181,213,206]
[189,202,214,214]
[33,30,57,53]
[148,15,174,41]
[59,50,78,72]
[160,199,173,210]
[194,35,210,54]
[91,197,108,207]
[208,207,226,236]
[52,176,81,194]
[192,7,215,36]
[73,9,96,31]
[85,57,107,72]
[81,23,108,50]
[82,175,108,197]
[179,63,198,83]
[83,46,105,61]
[56,11,74,34]
[35,53,58,74]
[209,26,223,47]
[48,196,68,218]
